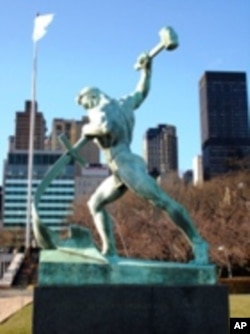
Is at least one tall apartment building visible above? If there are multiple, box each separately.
[46,117,100,172]
[14,100,46,150]
[144,124,178,176]
[2,101,75,231]
[48,118,81,150]
[199,71,250,178]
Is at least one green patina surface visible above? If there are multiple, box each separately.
[36,225,217,286]
[32,26,210,265]
[32,27,217,288]
[38,249,217,286]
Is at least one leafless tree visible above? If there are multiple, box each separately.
[69,170,250,274]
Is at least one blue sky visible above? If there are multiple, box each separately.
[0,0,249,182]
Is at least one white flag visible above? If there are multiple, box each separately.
[32,13,54,42]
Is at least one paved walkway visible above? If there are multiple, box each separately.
[0,287,33,323]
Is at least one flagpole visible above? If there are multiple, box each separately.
[25,12,54,249]
[25,40,38,250]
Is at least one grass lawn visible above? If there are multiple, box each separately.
[0,304,32,334]
[229,294,250,317]
[0,295,249,333]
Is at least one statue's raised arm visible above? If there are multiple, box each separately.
[131,53,152,110]
[129,26,179,110]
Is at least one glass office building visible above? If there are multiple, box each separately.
[2,151,75,231]
[199,71,250,178]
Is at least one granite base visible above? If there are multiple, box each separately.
[33,285,229,334]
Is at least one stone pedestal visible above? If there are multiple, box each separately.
[38,250,217,286]
[33,285,229,334]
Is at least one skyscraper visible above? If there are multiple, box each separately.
[14,100,46,150]
[46,117,100,169]
[2,102,77,231]
[144,124,178,176]
[199,71,250,178]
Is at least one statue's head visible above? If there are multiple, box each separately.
[77,87,102,109]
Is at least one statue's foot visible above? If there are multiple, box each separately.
[101,248,119,263]
[191,238,209,265]
[101,245,117,257]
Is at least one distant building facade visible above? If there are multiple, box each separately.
[14,100,46,150]
[192,155,203,186]
[144,124,178,176]
[0,186,2,225]
[199,71,250,178]
[2,101,78,232]
[46,117,100,175]
[2,150,75,231]
[182,170,193,185]
[75,164,110,199]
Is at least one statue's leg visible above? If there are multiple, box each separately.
[118,165,208,264]
[87,175,127,256]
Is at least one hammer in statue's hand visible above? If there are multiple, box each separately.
[134,26,179,70]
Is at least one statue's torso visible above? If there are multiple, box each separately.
[87,97,135,162]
